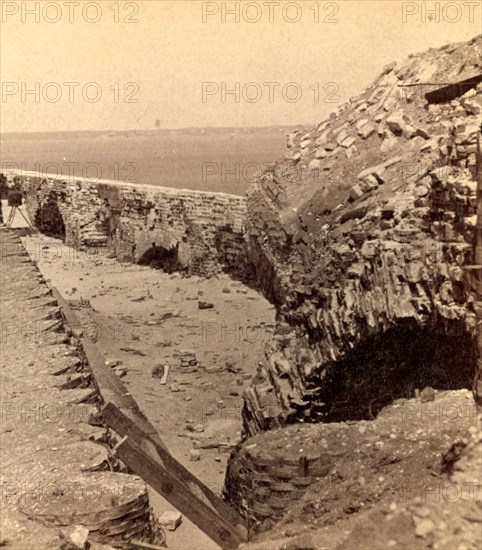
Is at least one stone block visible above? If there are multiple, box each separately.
[349,185,365,201]
[159,511,183,531]
[358,124,375,139]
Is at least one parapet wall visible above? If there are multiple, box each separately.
[15,172,250,278]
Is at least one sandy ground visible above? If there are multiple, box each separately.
[4,199,275,549]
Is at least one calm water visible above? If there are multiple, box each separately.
[0,127,306,196]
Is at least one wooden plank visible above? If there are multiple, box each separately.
[159,364,170,385]
[52,287,84,336]
[114,436,247,549]
[102,402,248,538]
[52,286,248,545]
[52,286,168,453]
[424,74,482,104]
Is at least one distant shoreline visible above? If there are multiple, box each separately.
[1,125,310,139]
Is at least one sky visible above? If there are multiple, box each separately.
[1,0,480,133]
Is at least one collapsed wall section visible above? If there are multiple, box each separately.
[16,174,251,278]
[241,36,482,435]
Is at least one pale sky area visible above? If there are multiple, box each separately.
[1,0,481,133]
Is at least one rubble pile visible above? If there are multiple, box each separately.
[242,35,482,435]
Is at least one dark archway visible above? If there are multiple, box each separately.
[290,318,476,424]
[138,242,186,274]
[34,191,66,239]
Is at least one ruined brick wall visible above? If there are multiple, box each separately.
[241,36,482,435]
[17,173,250,278]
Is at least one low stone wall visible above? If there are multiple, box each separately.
[15,172,251,278]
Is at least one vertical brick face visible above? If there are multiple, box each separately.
[19,174,250,278]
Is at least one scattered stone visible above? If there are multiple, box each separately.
[363,175,379,190]
[152,364,165,379]
[380,133,398,152]
[341,136,356,148]
[386,111,411,135]
[420,387,435,402]
[113,366,127,378]
[413,127,430,140]
[336,129,348,145]
[308,159,321,171]
[189,449,201,461]
[356,119,369,131]
[159,511,183,531]
[345,146,356,159]
[350,184,366,201]
[358,124,375,139]
[198,301,214,310]
[226,362,241,373]
[179,351,197,368]
[414,518,435,538]
[315,147,328,159]
[104,359,121,368]
[59,525,89,550]
[324,142,337,151]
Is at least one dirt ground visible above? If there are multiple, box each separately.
[18,220,275,549]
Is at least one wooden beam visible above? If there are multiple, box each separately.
[53,284,249,546]
[51,287,83,336]
[424,74,482,104]
[52,286,169,453]
[114,435,248,549]
[102,402,248,540]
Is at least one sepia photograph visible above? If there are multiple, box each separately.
[0,1,481,549]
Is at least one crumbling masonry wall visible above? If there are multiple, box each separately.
[221,36,482,534]
[17,174,251,278]
[241,36,482,435]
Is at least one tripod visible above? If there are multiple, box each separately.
[6,206,35,235]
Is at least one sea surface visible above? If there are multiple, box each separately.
[0,126,307,196]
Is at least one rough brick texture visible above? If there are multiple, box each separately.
[17,175,251,278]
[241,36,482,435]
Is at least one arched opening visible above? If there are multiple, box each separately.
[137,242,186,274]
[290,318,476,424]
[34,190,66,240]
